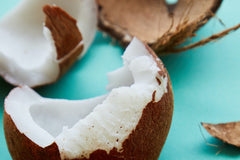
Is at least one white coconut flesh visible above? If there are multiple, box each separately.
[5,38,168,159]
[0,0,97,87]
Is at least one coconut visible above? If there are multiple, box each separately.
[97,0,225,54]
[0,0,97,87]
[4,38,174,160]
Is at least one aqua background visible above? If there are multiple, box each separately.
[0,0,240,159]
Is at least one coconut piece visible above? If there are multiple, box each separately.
[0,0,97,87]
[4,38,174,160]
[97,0,224,54]
[202,122,240,147]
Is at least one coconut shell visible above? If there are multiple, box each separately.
[97,0,222,54]
[43,5,84,85]
[43,5,83,60]
[202,122,240,147]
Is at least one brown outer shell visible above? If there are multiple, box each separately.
[97,0,222,54]
[4,45,173,160]
[36,5,84,88]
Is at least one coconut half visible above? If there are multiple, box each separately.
[97,0,222,54]
[4,38,174,160]
[0,0,97,87]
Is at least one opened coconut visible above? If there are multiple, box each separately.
[4,38,174,160]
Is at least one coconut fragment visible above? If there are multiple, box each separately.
[4,38,173,160]
[97,0,240,54]
[0,0,97,87]
[202,122,240,147]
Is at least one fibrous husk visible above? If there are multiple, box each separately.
[97,0,240,54]
[202,122,240,147]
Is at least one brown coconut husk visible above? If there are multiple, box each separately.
[97,0,240,55]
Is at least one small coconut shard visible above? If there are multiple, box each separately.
[97,0,223,54]
[4,38,173,160]
[43,5,83,60]
[202,122,240,147]
[0,0,97,87]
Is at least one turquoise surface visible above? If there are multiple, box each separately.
[0,1,240,159]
